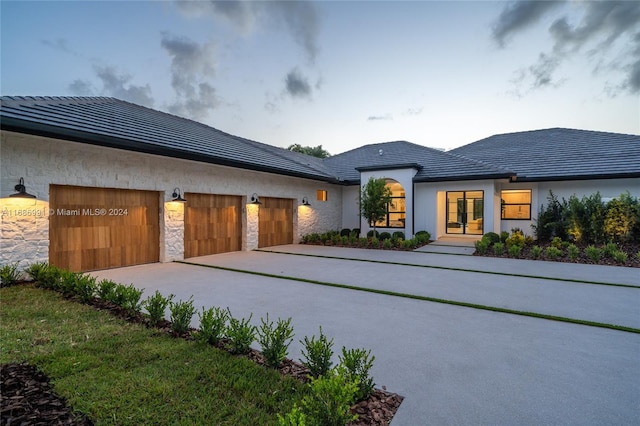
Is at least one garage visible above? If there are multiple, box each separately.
[184,193,242,258]
[258,197,293,248]
[49,185,160,272]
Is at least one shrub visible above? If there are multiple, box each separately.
[505,232,525,249]
[73,273,97,303]
[551,237,563,249]
[482,232,500,245]
[604,192,639,243]
[339,228,351,237]
[612,250,628,264]
[392,231,406,240]
[34,265,62,290]
[331,234,342,245]
[143,290,174,327]
[567,193,606,244]
[474,239,489,255]
[97,279,118,302]
[257,314,295,368]
[493,242,504,255]
[348,235,358,246]
[499,231,509,243]
[169,297,196,336]
[531,245,542,259]
[369,237,379,247]
[0,262,21,287]
[382,238,393,249]
[545,246,563,260]
[319,233,330,245]
[358,238,368,248]
[24,262,48,282]
[117,284,144,314]
[414,231,430,244]
[278,404,307,426]
[300,326,334,378]
[366,230,380,238]
[379,232,391,241]
[226,310,257,355]
[351,229,360,238]
[567,244,580,260]
[197,306,228,345]
[637,252,640,262]
[340,236,349,246]
[507,244,522,258]
[339,347,375,402]
[585,245,602,262]
[402,239,416,250]
[603,242,618,259]
[533,191,569,242]
[300,366,359,426]
[58,270,78,296]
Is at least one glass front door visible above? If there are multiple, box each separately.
[446,191,484,235]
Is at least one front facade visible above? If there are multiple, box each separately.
[2,97,638,271]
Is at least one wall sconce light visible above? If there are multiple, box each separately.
[10,177,36,199]
[250,193,262,205]
[171,188,186,202]
[301,196,311,206]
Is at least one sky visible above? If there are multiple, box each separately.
[1,0,639,155]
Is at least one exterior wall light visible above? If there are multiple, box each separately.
[301,196,311,206]
[10,177,36,199]
[171,188,186,202]
[250,193,262,205]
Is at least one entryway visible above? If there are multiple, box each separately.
[446,190,484,235]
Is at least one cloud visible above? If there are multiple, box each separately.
[161,32,219,119]
[403,107,423,116]
[494,1,640,96]
[492,1,563,47]
[175,0,320,63]
[367,114,393,121]
[284,68,312,98]
[69,66,154,106]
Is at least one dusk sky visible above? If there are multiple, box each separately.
[2,1,639,154]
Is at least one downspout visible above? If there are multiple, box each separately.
[412,180,415,237]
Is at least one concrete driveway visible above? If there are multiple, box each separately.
[93,245,640,425]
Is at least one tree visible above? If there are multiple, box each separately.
[359,177,392,236]
[287,144,331,158]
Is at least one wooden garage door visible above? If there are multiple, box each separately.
[49,185,159,272]
[258,197,293,248]
[184,193,242,258]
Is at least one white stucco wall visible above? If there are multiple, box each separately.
[0,131,342,267]
[341,185,361,232]
[358,168,418,237]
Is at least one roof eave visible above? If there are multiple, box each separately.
[1,117,340,184]
[510,172,640,183]
[413,173,515,183]
[355,163,423,172]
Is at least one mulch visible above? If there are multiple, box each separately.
[1,294,403,426]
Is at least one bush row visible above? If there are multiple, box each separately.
[4,262,378,426]
[475,231,639,265]
[301,229,431,251]
[534,190,640,244]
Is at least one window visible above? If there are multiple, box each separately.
[316,190,328,202]
[373,180,406,228]
[501,189,531,220]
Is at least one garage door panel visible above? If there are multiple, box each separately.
[259,197,293,248]
[50,185,159,272]
[184,193,242,258]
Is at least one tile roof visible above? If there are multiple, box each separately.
[0,96,337,182]
[450,128,640,181]
[323,140,514,184]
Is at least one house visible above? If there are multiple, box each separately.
[2,96,639,272]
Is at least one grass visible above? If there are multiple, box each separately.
[0,284,306,425]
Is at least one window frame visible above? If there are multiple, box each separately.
[501,189,532,220]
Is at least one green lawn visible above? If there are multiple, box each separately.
[1,285,306,425]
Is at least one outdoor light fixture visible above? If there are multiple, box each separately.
[301,196,311,206]
[250,193,262,205]
[171,188,186,202]
[10,177,36,199]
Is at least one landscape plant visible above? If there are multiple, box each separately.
[196,306,229,345]
[612,250,628,264]
[567,244,580,260]
[258,314,295,368]
[359,177,392,238]
[585,245,602,262]
[143,290,174,326]
[507,244,522,258]
[116,283,145,314]
[24,262,48,282]
[277,403,307,426]
[474,239,489,255]
[299,366,359,426]
[493,242,504,256]
[300,326,334,378]
[0,262,21,287]
[545,246,563,260]
[531,245,542,258]
[339,347,375,402]
[169,297,196,335]
[603,191,639,242]
[97,279,118,302]
[226,310,257,354]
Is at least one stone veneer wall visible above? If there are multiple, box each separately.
[0,131,342,267]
